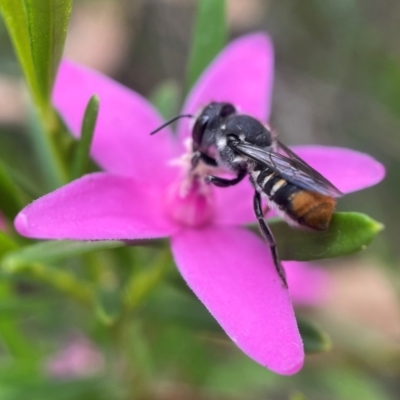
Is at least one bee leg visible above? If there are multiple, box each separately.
[205,169,246,187]
[191,151,218,169]
[253,191,288,288]
[199,152,218,167]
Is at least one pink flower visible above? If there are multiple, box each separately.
[14,33,384,374]
[45,335,104,380]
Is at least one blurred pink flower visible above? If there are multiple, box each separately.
[45,335,104,380]
[14,34,384,374]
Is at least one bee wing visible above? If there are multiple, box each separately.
[231,140,343,197]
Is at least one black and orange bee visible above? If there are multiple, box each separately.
[152,102,343,287]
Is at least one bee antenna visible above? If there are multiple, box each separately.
[150,114,194,135]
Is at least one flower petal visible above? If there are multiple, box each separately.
[285,261,329,306]
[171,226,303,374]
[291,146,385,194]
[213,178,257,226]
[15,173,178,240]
[178,33,274,140]
[53,61,179,185]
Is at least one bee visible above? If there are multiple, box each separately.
[151,102,342,287]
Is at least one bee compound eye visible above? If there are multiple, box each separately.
[197,115,209,129]
[220,104,236,118]
[192,115,209,146]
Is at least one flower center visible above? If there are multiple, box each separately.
[164,177,215,228]
[164,138,215,228]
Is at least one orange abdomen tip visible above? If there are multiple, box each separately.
[290,190,336,230]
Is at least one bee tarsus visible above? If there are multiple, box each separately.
[191,151,219,169]
[205,169,247,187]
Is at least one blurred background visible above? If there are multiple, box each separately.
[0,0,399,399]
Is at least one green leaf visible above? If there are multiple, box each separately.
[0,160,25,220]
[0,0,39,102]
[25,0,73,102]
[185,0,227,92]
[149,80,181,120]
[297,316,332,354]
[268,212,384,261]
[0,0,73,106]
[2,240,124,266]
[1,0,74,189]
[71,95,100,180]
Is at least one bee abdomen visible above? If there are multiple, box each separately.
[255,168,285,194]
[252,168,336,230]
[288,190,336,230]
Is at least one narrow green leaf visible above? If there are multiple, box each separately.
[25,0,74,188]
[0,0,39,102]
[0,0,73,106]
[297,316,332,354]
[268,212,384,261]
[1,0,74,189]
[71,95,100,180]
[185,0,227,92]
[2,240,124,266]
[0,161,25,220]
[24,0,73,103]
[149,80,181,120]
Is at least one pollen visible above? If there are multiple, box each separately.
[168,138,193,171]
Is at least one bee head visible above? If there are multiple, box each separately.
[192,102,236,151]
